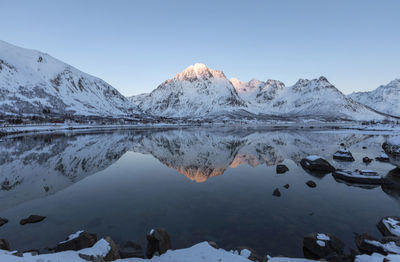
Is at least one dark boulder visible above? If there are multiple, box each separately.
[306,180,317,188]
[300,156,335,174]
[333,169,382,185]
[276,164,289,174]
[303,233,344,260]
[377,216,400,237]
[272,188,281,197]
[0,217,8,227]
[355,233,385,255]
[363,157,373,164]
[376,153,390,162]
[55,231,97,252]
[146,228,171,258]
[0,239,10,250]
[120,240,144,258]
[103,237,120,261]
[283,184,290,189]
[333,149,355,162]
[20,215,46,225]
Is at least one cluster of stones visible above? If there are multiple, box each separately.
[0,228,172,261]
[303,216,400,261]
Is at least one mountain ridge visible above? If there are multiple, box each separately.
[0,40,138,118]
[130,64,385,121]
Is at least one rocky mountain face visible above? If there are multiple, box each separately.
[130,63,247,118]
[0,40,138,118]
[130,64,384,121]
[348,79,400,117]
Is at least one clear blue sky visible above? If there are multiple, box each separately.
[1,0,399,96]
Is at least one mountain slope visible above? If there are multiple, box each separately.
[132,64,247,118]
[0,40,137,117]
[348,79,400,117]
[232,76,384,120]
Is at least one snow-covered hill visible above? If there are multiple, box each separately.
[130,64,247,118]
[348,79,400,117]
[0,40,137,117]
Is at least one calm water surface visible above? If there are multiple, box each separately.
[0,128,399,257]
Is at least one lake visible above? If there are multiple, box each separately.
[0,127,399,257]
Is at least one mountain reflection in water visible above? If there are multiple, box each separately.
[0,128,399,257]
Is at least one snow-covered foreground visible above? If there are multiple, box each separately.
[0,240,397,262]
[0,241,314,262]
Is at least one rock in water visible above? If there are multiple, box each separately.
[355,233,386,255]
[303,233,344,260]
[376,153,390,162]
[363,157,373,163]
[19,215,46,225]
[276,164,289,174]
[272,188,281,197]
[0,239,10,250]
[120,241,144,258]
[333,149,355,162]
[300,156,335,174]
[283,184,290,189]
[146,228,171,258]
[55,231,97,252]
[306,180,317,188]
[377,216,400,237]
[0,217,8,227]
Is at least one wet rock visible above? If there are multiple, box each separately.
[20,215,46,225]
[362,146,367,149]
[55,231,97,252]
[363,157,373,164]
[276,164,289,174]
[272,188,281,197]
[146,228,171,258]
[0,239,10,250]
[382,236,400,245]
[333,149,355,162]
[355,233,385,255]
[300,156,335,174]
[103,236,120,261]
[120,240,144,258]
[235,246,262,261]
[306,180,317,188]
[283,184,290,189]
[377,216,400,237]
[376,153,390,162]
[0,217,8,227]
[333,169,382,185]
[303,233,344,260]
[208,241,218,249]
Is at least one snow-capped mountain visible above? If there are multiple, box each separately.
[0,40,137,117]
[130,63,384,121]
[130,63,247,118]
[244,76,383,120]
[348,79,400,117]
